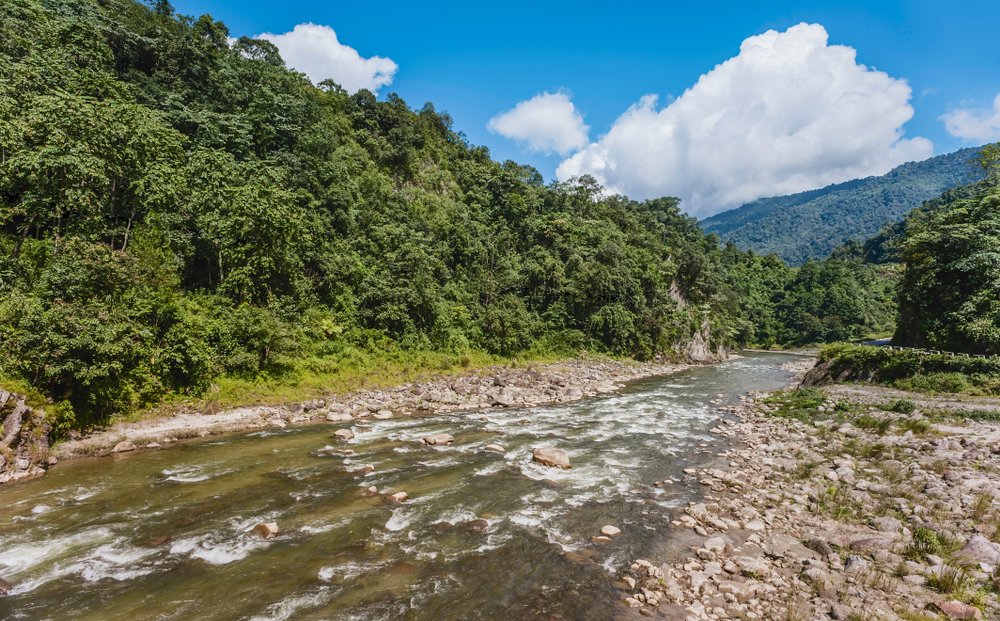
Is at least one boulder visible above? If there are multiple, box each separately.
[388,491,408,503]
[333,429,354,441]
[252,522,279,539]
[803,538,834,556]
[532,447,571,469]
[872,516,903,533]
[484,444,506,454]
[422,433,454,446]
[954,534,1000,567]
[601,525,621,537]
[111,440,137,454]
[0,577,11,597]
[934,600,982,619]
[325,411,352,422]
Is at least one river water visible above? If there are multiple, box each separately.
[0,353,798,621]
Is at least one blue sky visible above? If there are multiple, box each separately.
[172,0,1000,215]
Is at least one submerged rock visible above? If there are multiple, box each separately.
[252,522,279,539]
[532,446,571,469]
[422,433,454,446]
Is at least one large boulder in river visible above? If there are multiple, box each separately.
[533,447,571,469]
[252,522,279,539]
[0,576,11,596]
[422,433,454,446]
[333,429,354,441]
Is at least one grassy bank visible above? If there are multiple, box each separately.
[74,345,600,428]
[814,343,1000,396]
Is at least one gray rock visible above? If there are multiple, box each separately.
[422,433,454,446]
[532,446,571,469]
[955,534,1000,567]
[111,441,137,453]
[803,538,834,556]
[872,516,903,533]
[844,555,869,573]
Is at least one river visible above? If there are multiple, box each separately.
[0,353,800,620]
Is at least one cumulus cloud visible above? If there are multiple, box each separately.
[488,91,590,155]
[557,23,932,218]
[257,23,397,93]
[941,93,1000,142]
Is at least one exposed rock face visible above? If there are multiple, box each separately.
[0,389,51,485]
[678,320,727,363]
[532,447,571,469]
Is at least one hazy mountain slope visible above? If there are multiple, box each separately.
[701,148,985,264]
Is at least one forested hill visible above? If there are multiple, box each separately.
[0,0,745,428]
[701,148,985,264]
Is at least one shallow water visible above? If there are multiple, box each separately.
[0,353,799,620]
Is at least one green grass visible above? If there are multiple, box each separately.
[110,347,569,425]
[764,388,827,423]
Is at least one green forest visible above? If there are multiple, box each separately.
[701,148,984,264]
[0,0,986,433]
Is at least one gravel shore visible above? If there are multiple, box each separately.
[52,357,693,463]
[619,378,1000,620]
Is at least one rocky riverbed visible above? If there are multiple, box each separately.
[620,382,1000,620]
[51,358,693,464]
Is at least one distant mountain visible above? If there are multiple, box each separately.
[701,148,986,264]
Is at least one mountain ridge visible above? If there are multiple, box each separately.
[701,148,985,264]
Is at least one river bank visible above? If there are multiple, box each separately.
[49,357,696,466]
[621,377,1000,619]
[1,354,801,619]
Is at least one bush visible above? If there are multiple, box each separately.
[818,344,1000,395]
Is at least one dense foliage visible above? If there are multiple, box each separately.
[0,0,917,431]
[894,150,1000,355]
[0,0,748,428]
[719,246,897,348]
[816,344,1000,396]
[702,149,985,265]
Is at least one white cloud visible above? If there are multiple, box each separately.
[488,91,590,155]
[941,93,1000,142]
[557,23,932,218]
[257,23,397,94]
